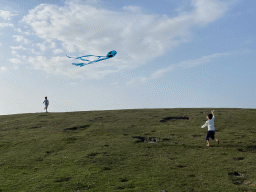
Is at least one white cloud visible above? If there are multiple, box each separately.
[0,66,7,71]
[17,0,228,79]
[30,48,41,55]
[192,0,227,25]
[11,45,27,51]
[9,58,21,64]
[15,28,22,32]
[13,35,29,44]
[154,52,229,78]
[50,42,56,49]
[14,27,32,35]
[0,10,17,20]
[53,49,64,54]
[28,55,119,79]
[13,65,19,70]
[126,79,135,86]
[0,22,14,27]
[129,52,230,84]
[123,6,141,13]
[36,43,63,53]
[178,52,230,68]
[37,43,46,52]
[24,31,31,35]
[151,65,175,79]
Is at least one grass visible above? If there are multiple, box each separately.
[0,108,256,192]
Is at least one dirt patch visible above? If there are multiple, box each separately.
[90,117,103,121]
[228,172,247,185]
[237,148,245,152]
[247,146,256,153]
[55,177,72,183]
[243,180,256,186]
[232,157,244,161]
[87,152,99,157]
[63,125,90,132]
[177,165,187,168]
[28,126,46,129]
[102,167,111,171]
[119,178,128,182]
[63,127,78,131]
[132,136,160,143]
[159,116,189,123]
[192,135,202,137]
[62,136,78,144]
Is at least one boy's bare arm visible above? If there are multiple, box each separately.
[201,122,207,128]
[211,110,214,116]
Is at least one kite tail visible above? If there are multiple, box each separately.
[72,63,86,67]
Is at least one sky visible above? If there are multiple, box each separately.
[0,0,255,115]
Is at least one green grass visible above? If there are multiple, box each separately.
[0,108,256,192]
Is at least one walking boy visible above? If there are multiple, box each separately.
[43,96,49,113]
[201,110,219,146]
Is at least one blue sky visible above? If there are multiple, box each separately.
[0,0,255,115]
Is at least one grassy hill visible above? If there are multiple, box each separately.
[0,108,256,192]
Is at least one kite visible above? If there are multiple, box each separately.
[67,50,117,67]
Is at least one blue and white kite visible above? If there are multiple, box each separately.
[67,50,117,67]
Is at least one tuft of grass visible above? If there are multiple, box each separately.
[0,108,256,191]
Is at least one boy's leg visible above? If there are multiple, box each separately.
[206,131,210,146]
[211,131,219,144]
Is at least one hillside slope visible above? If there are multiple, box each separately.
[0,108,256,192]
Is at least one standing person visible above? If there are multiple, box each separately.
[201,110,219,146]
[43,96,49,113]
